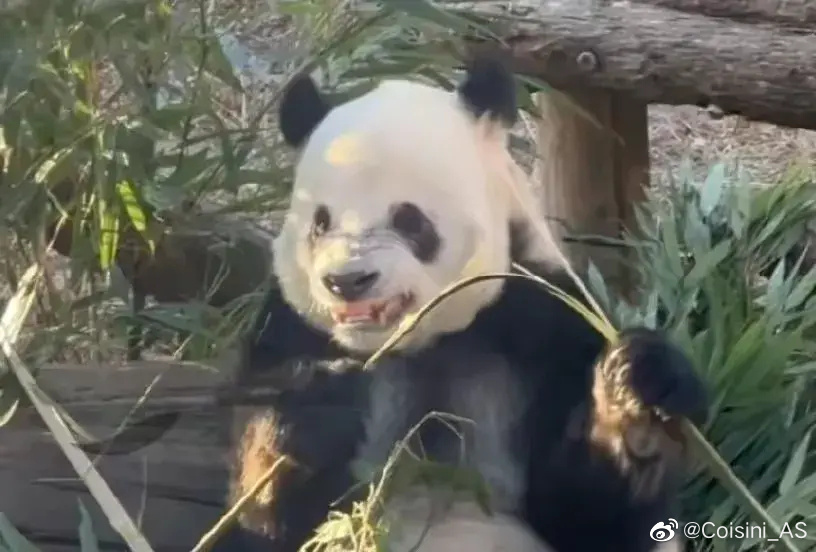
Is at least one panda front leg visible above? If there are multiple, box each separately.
[589,327,709,498]
[214,369,371,552]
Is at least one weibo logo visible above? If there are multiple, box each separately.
[650,519,679,542]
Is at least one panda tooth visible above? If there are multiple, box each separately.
[333,296,412,326]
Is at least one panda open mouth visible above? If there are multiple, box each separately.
[331,292,415,327]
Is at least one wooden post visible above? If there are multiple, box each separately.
[534,87,650,295]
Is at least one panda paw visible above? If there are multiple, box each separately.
[617,328,708,424]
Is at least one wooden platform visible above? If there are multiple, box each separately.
[0,358,240,551]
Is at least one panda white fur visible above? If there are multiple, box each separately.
[216,57,708,552]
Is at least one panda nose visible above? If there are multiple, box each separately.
[321,270,381,301]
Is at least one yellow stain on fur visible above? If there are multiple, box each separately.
[461,243,490,278]
[325,132,365,166]
[339,210,363,234]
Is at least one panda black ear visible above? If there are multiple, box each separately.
[279,74,333,148]
[457,55,518,127]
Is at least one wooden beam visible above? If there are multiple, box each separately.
[466,1,816,131]
[47,178,278,309]
[534,88,649,294]
[0,360,235,551]
[631,0,816,31]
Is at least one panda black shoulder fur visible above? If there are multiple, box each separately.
[217,57,708,552]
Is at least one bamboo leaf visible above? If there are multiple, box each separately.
[0,514,41,552]
[700,162,726,217]
[661,214,685,277]
[685,239,732,287]
[77,500,100,552]
[203,36,244,92]
[158,150,218,191]
[779,429,813,496]
[33,146,77,186]
[144,105,192,132]
[0,377,21,427]
[116,179,153,253]
[786,265,816,311]
[586,260,609,313]
[97,198,120,272]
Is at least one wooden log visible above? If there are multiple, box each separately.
[467,1,816,131]
[534,88,649,294]
[631,0,816,31]
[48,209,277,309]
[47,202,277,359]
[0,359,238,551]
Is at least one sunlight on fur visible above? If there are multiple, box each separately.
[231,412,290,536]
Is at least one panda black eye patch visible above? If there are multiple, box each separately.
[311,205,332,239]
[389,202,440,263]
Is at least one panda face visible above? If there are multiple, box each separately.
[273,58,564,353]
[307,198,442,324]
[273,92,507,352]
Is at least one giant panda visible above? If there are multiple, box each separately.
[214,56,708,552]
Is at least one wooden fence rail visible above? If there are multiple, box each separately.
[0,360,236,551]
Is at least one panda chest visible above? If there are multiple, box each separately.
[354,347,530,512]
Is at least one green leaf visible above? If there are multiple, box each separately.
[779,429,813,495]
[134,303,220,340]
[754,210,790,246]
[33,146,77,186]
[158,150,218,191]
[145,105,192,132]
[115,180,153,253]
[718,321,765,383]
[0,514,42,552]
[700,162,727,217]
[2,40,38,101]
[643,289,659,329]
[585,260,609,314]
[786,265,816,311]
[204,36,243,92]
[0,396,19,428]
[660,214,685,277]
[764,258,788,317]
[97,198,120,271]
[77,500,100,552]
[0,375,21,428]
[685,239,732,287]
[683,201,712,255]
